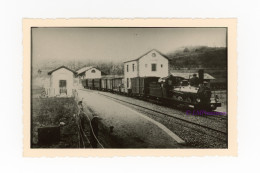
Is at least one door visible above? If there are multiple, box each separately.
[59,80,67,94]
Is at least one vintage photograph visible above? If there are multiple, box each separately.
[30,26,228,149]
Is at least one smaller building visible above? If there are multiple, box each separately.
[77,66,103,79]
[47,66,77,97]
[77,66,105,88]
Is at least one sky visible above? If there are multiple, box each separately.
[32,27,226,64]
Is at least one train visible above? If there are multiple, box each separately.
[82,75,124,93]
[81,70,221,111]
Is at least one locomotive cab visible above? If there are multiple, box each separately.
[158,75,185,98]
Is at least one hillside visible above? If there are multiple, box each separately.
[166,46,227,69]
[33,46,227,79]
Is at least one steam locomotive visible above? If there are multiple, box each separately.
[81,70,221,111]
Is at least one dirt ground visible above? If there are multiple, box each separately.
[31,97,79,148]
[77,89,181,148]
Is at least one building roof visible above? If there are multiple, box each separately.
[123,49,169,63]
[171,72,215,80]
[76,66,94,75]
[47,66,77,75]
[77,66,107,76]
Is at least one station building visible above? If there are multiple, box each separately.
[123,49,169,92]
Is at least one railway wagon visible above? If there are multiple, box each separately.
[93,78,101,90]
[148,75,184,98]
[148,81,164,98]
[112,76,124,93]
[101,75,115,92]
[107,78,113,91]
[101,78,107,91]
[87,79,94,89]
[81,79,88,88]
[131,77,159,96]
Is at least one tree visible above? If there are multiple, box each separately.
[183,48,189,52]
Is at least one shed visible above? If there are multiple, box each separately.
[47,66,77,97]
[77,66,104,79]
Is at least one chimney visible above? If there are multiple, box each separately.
[198,69,204,84]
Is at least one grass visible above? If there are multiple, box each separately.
[31,97,79,148]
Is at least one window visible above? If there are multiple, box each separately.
[127,78,129,88]
[91,69,96,73]
[132,64,135,71]
[59,80,66,87]
[145,64,147,68]
[127,65,129,72]
[151,64,157,71]
[59,80,67,94]
[161,64,163,68]
[152,53,156,57]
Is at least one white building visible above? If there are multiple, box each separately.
[77,66,102,79]
[47,66,77,97]
[123,49,169,92]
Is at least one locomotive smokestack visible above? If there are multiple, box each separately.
[198,69,204,84]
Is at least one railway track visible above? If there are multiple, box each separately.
[138,96,227,121]
[80,88,226,121]
[98,92,227,143]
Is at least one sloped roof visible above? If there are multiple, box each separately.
[48,66,77,75]
[123,49,169,63]
[171,72,215,80]
[76,66,94,75]
[77,66,106,76]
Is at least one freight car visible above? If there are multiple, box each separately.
[82,78,102,90]
[93,78,101,90]
[107,77,113,91]
[101,78,108,91]
[130,77,159,96]
[87,79,94,89]
[81,79,88,88]
[101,75,112,91]
[101,75,123,92]
[112,75,124,93]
